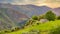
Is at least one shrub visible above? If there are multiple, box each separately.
[38,15,45,20]
[37,23,40,25]
[25,19,36,26]
[32,16,38,20]
[45,10,56,21]
[11,29,15,32]
[15,27,20,31]
[4,30,11,33]
[57,16,60,20]
[11,27,20,32]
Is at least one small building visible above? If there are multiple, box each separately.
[40,19,49,23]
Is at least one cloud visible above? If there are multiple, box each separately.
[0,0,60,4]
[45,0,60,3]
[0,0,46,4]
[0,0,60,8]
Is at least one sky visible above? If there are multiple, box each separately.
[0,0,60,8]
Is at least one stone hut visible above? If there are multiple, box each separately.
[40,19,49,23]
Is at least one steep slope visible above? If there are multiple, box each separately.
[0,8,29,30]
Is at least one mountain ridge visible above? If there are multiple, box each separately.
[0,3,60,30]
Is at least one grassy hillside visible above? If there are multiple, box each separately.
[7,20,60,34]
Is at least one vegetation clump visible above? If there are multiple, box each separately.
[45,10,56,21]
[57,16,60,20]
[32,16,38,20]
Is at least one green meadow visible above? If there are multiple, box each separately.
[7,20,60,34]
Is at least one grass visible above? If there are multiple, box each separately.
[6,20,60,34]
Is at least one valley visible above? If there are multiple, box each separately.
[0,3,60,34]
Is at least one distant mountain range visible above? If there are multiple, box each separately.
[52,7,60,16]
[0,3,60,30]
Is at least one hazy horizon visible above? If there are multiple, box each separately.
[0,0,60,8]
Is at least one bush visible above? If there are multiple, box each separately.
[32,16,38,20]
[25,19,36,26]
[37,23,40,25]
[11,27,20,32]
[57,16,60,20]
[15,27,20,31]
[45,10,56,21]
[38,15,45,20]
[11,29,15,32]
[4,30,11,33]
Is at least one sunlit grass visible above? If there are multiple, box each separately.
[7,20,60,34]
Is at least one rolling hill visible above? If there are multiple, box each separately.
[0,3,60,30]
[7,20,60,34]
